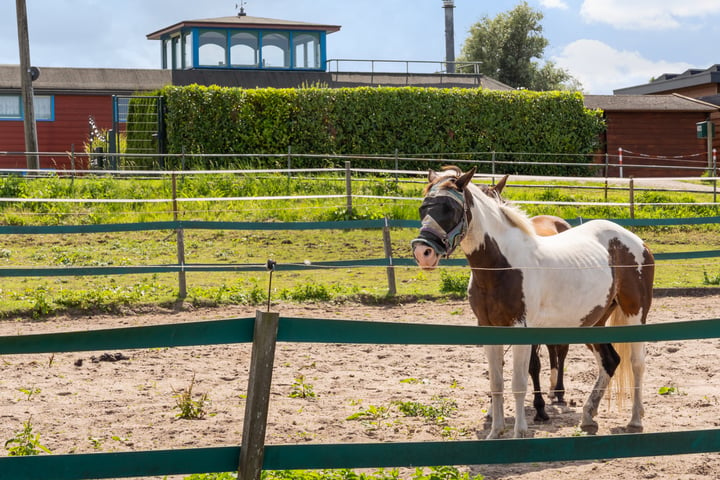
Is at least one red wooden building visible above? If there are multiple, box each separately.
[584,94,718,177]
[0,66,170,169]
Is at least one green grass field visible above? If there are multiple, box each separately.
[0,172,718,318]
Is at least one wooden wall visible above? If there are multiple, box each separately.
[0,94,113,169]
[602,111,713,177]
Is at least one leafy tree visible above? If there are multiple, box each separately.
[457,2,579,91]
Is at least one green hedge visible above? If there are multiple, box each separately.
[148,85,605,175]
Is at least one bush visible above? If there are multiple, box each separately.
[154,85,605,175]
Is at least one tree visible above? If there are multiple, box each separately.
[457,2,579,91]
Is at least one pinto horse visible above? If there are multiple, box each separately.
[528,215,571,422]
[497,190,573,421]
[412,167,654,439]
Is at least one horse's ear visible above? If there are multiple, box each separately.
[455,167,476,190]
[492,175,509,196]
[428,169,438,183]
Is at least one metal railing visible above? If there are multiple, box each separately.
[325,59,483,75]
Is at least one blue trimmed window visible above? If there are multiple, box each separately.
[0,95,54,121]
[162,28,326,71]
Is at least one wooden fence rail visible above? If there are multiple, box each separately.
[1,314,720,479]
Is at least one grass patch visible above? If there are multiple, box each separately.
[0,173,718,318]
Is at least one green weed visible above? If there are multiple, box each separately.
[289,375,317,399]
[439,270,470,296]
[184,466,484,480]
[4,418,51,456]
[173,375,210,420]
[394,397,457,424]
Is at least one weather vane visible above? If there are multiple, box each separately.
[236,1,247,16]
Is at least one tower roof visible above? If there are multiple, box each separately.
[147,15,341,40]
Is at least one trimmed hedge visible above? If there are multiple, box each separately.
[140,85,605,175]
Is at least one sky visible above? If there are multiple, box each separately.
[2,0,720,94]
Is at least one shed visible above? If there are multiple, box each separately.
[584,94,718,177]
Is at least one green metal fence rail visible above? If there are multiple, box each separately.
[0,217,719,281]
[1,316,720,479]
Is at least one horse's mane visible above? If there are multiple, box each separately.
[496,200,535,236]
[427,167,535,236]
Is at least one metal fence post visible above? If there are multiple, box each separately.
[345,161,352,217]
[238,310,280,480]
[383,217,397,296]
[629,176,635,220]
[172,173,187,299]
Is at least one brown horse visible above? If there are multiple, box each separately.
[412,167,654,439]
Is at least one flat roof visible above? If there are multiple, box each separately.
[614,65,720,95]
[147,15,341,40]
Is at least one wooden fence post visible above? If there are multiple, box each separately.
[382,217,397,296]
[172,173,187,299]
[345,161,352,217]
[238,310,280,480]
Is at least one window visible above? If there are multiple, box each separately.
[183,31,193,69]
[231,31,258,67]
[0,95,21,119]
[261,32,290,68]
[163,39,171,69]
[0,95,53,121]
[293,32,321,69]
[198,30,227,67]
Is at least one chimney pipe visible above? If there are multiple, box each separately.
[443,0,456,73]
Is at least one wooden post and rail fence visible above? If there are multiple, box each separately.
[0,217,719,478]
[1,309,720,479]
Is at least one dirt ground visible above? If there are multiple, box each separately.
[0,294,719,480]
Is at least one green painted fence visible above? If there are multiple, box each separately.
[0,217,719,279]
[1,216,720,479]
[1,315,720,479]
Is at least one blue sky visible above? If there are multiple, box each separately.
[2,0,719,94]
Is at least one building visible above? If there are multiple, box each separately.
[0,12,508,168]
[584,94,718,177]
[614,65,720,162]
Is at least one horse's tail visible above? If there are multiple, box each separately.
[607,308,636,410]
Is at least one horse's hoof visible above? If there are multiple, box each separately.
[626,424,643,433]
[486,429,502,440]
[534,412,550,423]
[580,422,598,435]
[552,400,567,407]
[514,429,531,438]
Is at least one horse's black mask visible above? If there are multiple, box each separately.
[411,185,467,258]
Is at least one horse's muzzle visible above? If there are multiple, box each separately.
[412,239,441,270]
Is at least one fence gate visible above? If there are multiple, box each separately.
[111,95,165,169]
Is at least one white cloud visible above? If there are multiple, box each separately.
[539,0,568,10]
[580,0,720,29]
[552,39,692,94]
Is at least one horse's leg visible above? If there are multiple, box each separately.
[550,344,569,406]
[627,341,646,432]
[511,344,531,438]
[581,343,620,435]
[529,345,548,422]
[485,344,505,439]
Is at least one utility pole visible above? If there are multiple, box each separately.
[443,0,456,73]
[16,0,39,170]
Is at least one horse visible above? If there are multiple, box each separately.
[411,167,654,439]
[498,190,573,421]
[528,214,571,422]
